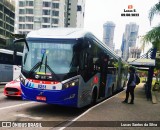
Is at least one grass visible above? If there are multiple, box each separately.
[140,77,157,86]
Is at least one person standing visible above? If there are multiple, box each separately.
[122,66,136,104]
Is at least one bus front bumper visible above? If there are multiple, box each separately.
[21,83,79,107]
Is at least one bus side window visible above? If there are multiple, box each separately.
[79,50,88,70]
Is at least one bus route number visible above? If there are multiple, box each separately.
[38,84,46,89]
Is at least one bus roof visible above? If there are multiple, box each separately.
[27,28,120,60]
[27,28,89,39]
[0,49,23,56]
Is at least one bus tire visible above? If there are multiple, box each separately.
[91,88,97,105]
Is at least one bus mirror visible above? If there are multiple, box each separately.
[14,38,29,51]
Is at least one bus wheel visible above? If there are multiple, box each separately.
[91,88,97,105]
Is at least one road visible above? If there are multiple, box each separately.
[0,84,88,130]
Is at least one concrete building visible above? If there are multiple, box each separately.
[103,21,115,51]
[15,0,85,34]
[0,0,15,47]
[129,47,142,58]
[115,49,122,57]
[121,22,139,61]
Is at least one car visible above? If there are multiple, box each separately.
[4,78,21,97]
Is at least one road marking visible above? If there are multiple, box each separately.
[0,102,34,110]
[15,114,42,120]
[58,90,125,130]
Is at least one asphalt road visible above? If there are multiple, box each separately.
[0,84,88,130]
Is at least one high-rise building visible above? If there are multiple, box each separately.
[15,0,85,34]
[0,0,15,47]
[115,49,122,57]
[121,22,139,61]
[103,21,115,51]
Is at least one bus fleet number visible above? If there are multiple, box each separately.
[38,84,46,89]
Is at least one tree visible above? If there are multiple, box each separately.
[142,25,160,51]
[148,1,160,25]
[142,1,160,51]
[142,1,160,84]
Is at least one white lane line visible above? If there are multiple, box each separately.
[15,114,42,120]
[58,90,125,130]
[0,102,34,110]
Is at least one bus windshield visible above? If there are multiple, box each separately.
[23,39,79,77]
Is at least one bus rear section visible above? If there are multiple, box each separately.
[0,49,22,82]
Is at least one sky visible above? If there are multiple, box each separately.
[84,0,160,51]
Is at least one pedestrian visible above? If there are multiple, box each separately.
[122,66,136,104]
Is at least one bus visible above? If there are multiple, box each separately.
[0,49,22,82]
[15,28,128,108]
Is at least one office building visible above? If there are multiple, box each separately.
[0,0,15,47]
[121,22,139,61]
[15,0,85,34]
[103,21,115,51]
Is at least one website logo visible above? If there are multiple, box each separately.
[121,5,139,17]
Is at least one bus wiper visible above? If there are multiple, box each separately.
[39,53,45,71]
[45,56,60,81]
[28,61,42,75]
[28,54,44,75]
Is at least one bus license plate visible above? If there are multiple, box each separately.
[36,96,46,101]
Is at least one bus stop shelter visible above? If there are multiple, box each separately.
[128,58,156,100]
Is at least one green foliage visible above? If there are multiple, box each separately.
[155,58,160,69]
[142,1,160,52]
[142,25,160,51]
[149,2,160,25]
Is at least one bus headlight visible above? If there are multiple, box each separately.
[19,74,25,86]
[63,79,79,89]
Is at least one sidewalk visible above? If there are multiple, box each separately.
[65,83,160,130]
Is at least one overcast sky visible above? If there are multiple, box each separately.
[84,0,160,50]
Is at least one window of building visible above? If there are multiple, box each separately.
[52,18,59,24]
[26,16,34,22]
[0,4,3,11]
[19,24,25,29]
[0,12,3,19]
[19,9,25,14]
[77,5,82,11]
[19,16,25,22]
[0,21,3,27]
[52,3,59,8]
[26,24,33,29]
[43,2,51,7]
[42,10,50,15]
[6,24,10,31]
[6,16,10,23]
[42,25,50,28]
[10,19,14,25]
[52,11,59,16]
[42,18,50,23]
[26,9,33,14]
[26,1,34,6]
[0,29,4,35]
[10,26,14,32]
[10,12,15,18]
[19,1,25,7]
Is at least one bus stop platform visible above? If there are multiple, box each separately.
[64,83,160,130]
